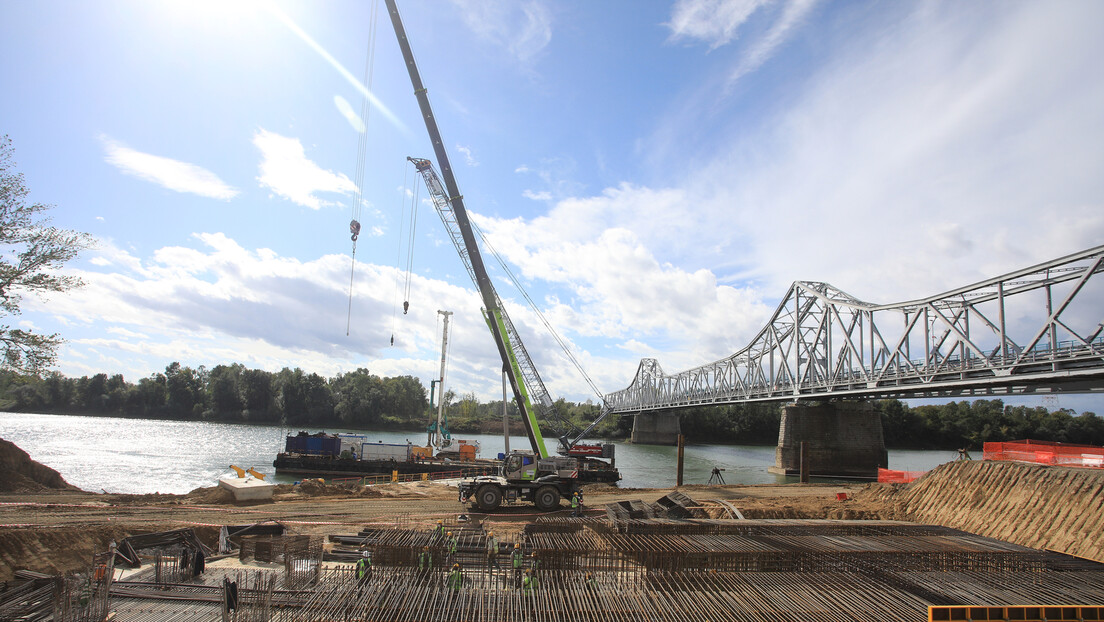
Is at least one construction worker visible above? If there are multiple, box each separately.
[486,531,500,569]
[585,571,598,591]
[570,492,581,517]
[522,568,537,595]
[446,531,458,562]
[511,543,524,588]
[355,551,373,588]
[433,520,444,538]
[446,563,463,591]
[418,545,433,578]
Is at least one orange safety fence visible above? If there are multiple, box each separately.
[877,468,927,483]
[983,439,1104,468]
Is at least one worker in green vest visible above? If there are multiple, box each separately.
[522,568,537,594]
[433,520,444,538]
[570,491,581,517]
[585,571,598,591]
[418,545,433,577]
[446,563,463,591]
[511,543,524,588]
[446,531,458,562]
[355,551,373,589]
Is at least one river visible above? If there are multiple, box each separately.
[0,412,958,494]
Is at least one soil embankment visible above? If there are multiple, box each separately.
[0,438,78,492]
[855,459,1104,562]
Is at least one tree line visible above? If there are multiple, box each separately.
[1,363,1101,449]
[676,399,1104,449]
[0,363,623,438]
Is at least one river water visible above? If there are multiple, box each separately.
[0,413,957,495]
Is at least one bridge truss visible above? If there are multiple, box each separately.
[605,245,1104,413]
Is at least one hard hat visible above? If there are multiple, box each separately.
[362,551,369,558]
[586,572,593,578]
[488,531,493,536]
[525,569,531,574]
[447,531,453,536]
[423,545,429,550]
[514,543,521,548]
[453,563,460,569]
[437,520,443,524]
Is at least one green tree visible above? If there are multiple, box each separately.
[0,136,92,373]
[240,368,277,422]
[206,363,244,419]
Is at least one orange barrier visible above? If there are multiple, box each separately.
[877,468,927,483]
[983,439,1104,468]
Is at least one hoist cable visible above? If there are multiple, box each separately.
[390,164,410,343]
[473,220,608,405]
[346,0,380,336]
[402,179,420,312]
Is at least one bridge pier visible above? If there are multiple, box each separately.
[769,401,887,479]
[630,412,682,445]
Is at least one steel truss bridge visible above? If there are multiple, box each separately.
[605,245,1104,414]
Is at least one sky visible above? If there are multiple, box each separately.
[1,0,1102,413]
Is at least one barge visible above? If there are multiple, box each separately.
[273,432,621,484]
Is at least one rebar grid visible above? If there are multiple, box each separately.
[97,520,1104,622]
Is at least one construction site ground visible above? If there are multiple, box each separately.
[0,479,875,581]
[4,436,1104,621]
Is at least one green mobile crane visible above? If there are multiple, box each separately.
[384,0,597,511]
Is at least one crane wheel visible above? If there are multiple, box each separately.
[475,484,502,512]
[534,485,561,511]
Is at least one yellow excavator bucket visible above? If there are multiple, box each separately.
[247,467,266,480]
[229,465,246,478]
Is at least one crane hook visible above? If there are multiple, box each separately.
[403,300,409,315]
[350,219,362,242]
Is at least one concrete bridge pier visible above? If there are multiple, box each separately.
[769,400,887,478]
[630,412,682,445]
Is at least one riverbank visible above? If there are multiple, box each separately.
[3,435,1102,583]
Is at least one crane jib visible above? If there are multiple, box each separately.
[387,1,554,459]
[484,308,548,457]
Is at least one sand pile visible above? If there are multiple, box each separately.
[852,460,1104,561]
[0,438,78,492]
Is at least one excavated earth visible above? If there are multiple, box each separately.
[1,438,1102,581]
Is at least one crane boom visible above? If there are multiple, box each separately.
[385,0,572,458]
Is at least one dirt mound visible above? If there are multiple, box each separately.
[271,480,386,500]
[0,438,78,492]
[181,486,235,504]
[863,460,1104,561]
[0,524,131,582]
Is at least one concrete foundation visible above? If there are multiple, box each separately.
[630,412,681,445]
[769,401,887,478]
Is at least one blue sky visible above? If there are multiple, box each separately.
[2,0,1103,411]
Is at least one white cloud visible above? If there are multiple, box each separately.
[726,0,819,84]
[29,232,549,400]
[100,135,238,200]
[456,144,479,167]
[688,1,1104,302]
[451,0,553,63]
[253,129,357,210]
[667,0,771,49]
[522,190,551,201]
